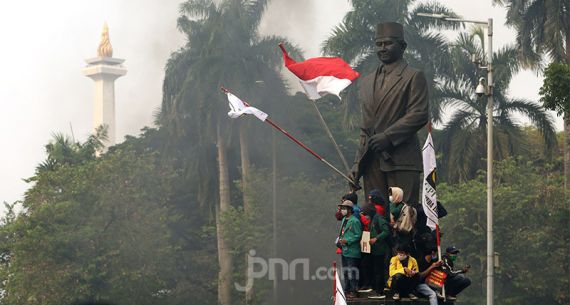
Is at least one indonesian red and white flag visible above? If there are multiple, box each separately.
[279,44,360,100]
[422,132,438,231]
[334,266,347,305]
[225,92,268,122]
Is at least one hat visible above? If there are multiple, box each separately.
[446,246,460,254]
[369,189,386,205]
[338,200,354,208]
[375,22,405,40]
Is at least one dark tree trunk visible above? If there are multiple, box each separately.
[240,123,251,214]
[217,124,232,305]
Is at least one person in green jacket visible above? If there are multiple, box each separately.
[338,200,362,299]
[368,207,391,299]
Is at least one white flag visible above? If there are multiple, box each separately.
[226,92,268,122]
[422,133,438,231]
[335,267,347,305]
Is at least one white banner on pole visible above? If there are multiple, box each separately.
[226,92,268,121]
[422,133,438,230]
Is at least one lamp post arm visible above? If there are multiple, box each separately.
[415,13,488,25]
[442,17,488,25]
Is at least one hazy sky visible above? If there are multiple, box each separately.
[0,0,560,207]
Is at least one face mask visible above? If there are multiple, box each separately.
[431,255,438,261]
[397,254,407,261]
[389,195,393,203]
[449,255,457,262]
[341,209,348,216]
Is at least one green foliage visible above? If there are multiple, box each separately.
[0,134,216,305]
[494,0,569,67]
[436,30,557,182]
[539,62,570,116]
[35,126,107,173]
[4,127,568,305]
[439,158,569,305]
[242,169,344,305]
[159,0,302,209]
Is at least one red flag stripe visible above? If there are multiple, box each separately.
[279,44,360,81]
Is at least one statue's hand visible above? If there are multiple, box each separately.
[347,164,361,191]
[368,133,391,153]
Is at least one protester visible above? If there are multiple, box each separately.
[335,206,344,221]
[387,244,419,300]
[414,201,448,256]
[367,202,391,299]
[389,187,416,251]
[414,229,437,260]
[359,204,374,232]
[336,192,360,221]
[369,189,388,219]
[388,187,404,222]
[343,192,359,212]
[416,248,444,305]
[335,192,360,255]
[442,246,471,300]
[358,205,375,293]
[368,189,393,250]
[337,200,363,299]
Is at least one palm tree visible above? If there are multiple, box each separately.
[159,1,299,304]
[36,126,107,173]
[161,0,299,207]
[322,0,461,127]
[494,0,569,66]
[494,0,569,185]
[437,30,557,181]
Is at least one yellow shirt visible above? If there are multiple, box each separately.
[387,255,419,287]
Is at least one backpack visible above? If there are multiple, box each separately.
[394,204,417,233]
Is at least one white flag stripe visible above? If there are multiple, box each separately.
[335,268,347,305]
[422,133,438,231]
[298,75,353,100]
[226,92,268,122]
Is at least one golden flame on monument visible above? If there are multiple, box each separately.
[97,23,113,57]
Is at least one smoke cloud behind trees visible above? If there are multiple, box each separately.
[0,0,557,208]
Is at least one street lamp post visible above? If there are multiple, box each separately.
[416,13,494,305]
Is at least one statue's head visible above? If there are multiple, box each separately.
[375,22,407,64]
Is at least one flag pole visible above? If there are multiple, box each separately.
[436,224,441,259]
[332,261,337,305]
[310,100,350,172]
[437,223,447,300]
[221,87,360,189]
[429,121,446,300]
[277,42,354,174]
[264,117,357,186]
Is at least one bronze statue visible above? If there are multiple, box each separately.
[349,22,429,205]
